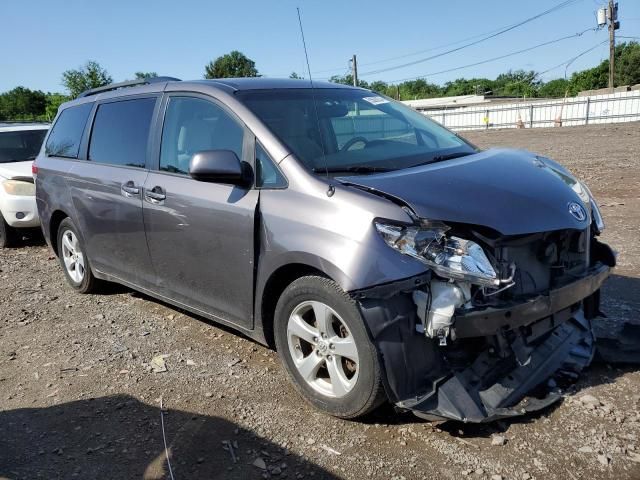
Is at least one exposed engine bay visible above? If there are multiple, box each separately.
[355,220,616,422]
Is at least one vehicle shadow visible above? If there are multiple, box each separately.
[10,227,46,248]
[0,394,340,480]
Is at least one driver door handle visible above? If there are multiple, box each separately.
[145,186,166,203]
[121,181,140,197]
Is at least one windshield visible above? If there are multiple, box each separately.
[238,88,475,174]
[0,129,47,163]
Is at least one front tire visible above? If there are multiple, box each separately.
[274,276,386,419]
[0,212,17,248]
[56,218,99,293]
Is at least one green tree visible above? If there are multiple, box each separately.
[567,62,608,94]
[45,93,70,120]
[538,78,570,98]
[62,61,112,98]
[204,51,258,79]
[369,80,390,95]
[289,72,304,79]
[134,71,158,80]
[493,70,540,97]
[614,41,640,86]
[328,74,370,89]
[398,79,442,100]
[0,87,46,120]
[443,78,493,97]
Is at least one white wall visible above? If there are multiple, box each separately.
[416,90,640,131]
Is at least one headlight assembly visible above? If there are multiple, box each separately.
[580,182,605,233]
[375,220,501,287]
[2,179,35,196]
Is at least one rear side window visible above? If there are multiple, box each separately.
[45,103,92,158]
[88,97,156,168]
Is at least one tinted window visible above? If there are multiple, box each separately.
[0,129,47,163]
[45,103,93,158]
[88,98,156,168]
[256,143,286,188]
[238,89,474,175]
[160,97,244,175]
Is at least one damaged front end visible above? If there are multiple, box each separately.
[355,220,616,423]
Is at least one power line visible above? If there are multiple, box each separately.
[313,0,583,77]
[311,23,536,75]
[358,0,584,77]
[387,27,600,83]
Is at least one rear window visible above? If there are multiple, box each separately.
[88,98,156,168]
[0,129,47,163]
[45,103,93,158]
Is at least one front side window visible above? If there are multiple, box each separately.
[45,102,93,158]
[160,97,244,175]
[238,89,475,175]
[256,143,286,188]
[0,129,47,163]
[88,97,156,168]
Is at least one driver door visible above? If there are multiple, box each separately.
[143,95,258,328]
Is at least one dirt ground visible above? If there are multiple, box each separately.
[1,122,639,480]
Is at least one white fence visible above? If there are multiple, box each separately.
[418,90,640,131]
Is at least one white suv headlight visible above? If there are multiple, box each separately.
[375,220,500,287]
[2,179,35,196]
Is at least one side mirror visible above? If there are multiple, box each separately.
[189,150,248,185]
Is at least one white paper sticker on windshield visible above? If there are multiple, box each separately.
[362,96,389,105]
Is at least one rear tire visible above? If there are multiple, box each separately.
[0,212,17,248]
[274,275,386,419]
[56,218,99,293]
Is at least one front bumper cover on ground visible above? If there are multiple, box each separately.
[356,262,612,423]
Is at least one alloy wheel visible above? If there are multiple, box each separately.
[287,300,359,398]
[61,229,85,284]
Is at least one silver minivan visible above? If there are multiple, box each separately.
[36,77,615,422]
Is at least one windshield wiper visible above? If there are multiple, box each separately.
[312,165,393,175]
[410,151,474,168]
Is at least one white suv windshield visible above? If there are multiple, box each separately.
[0,129,47,163]
[238,89,475,174]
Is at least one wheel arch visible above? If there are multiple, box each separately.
[258,262,331,349]
[49,210,70,256]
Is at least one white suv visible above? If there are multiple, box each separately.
[0,123,48,247]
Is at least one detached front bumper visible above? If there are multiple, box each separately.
[356,259,613,423]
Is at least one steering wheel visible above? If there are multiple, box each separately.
[341,136,369,152]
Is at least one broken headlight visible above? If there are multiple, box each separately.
[375,220,500,287]
[580,182,605,233]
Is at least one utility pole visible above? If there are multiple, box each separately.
[351,54,358,87]
[607,1,620,90]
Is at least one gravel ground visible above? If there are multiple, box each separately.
[1,122,639,480]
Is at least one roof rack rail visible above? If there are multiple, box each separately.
[78,76,181,98]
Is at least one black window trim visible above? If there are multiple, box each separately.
[150,92,253,181]
[81,93,161,170]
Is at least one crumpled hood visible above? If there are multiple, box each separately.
[340,148,592,235]
[0,161,34,180]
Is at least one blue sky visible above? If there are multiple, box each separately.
[2,0,639,93]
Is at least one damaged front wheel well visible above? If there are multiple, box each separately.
[260,264,328,349]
